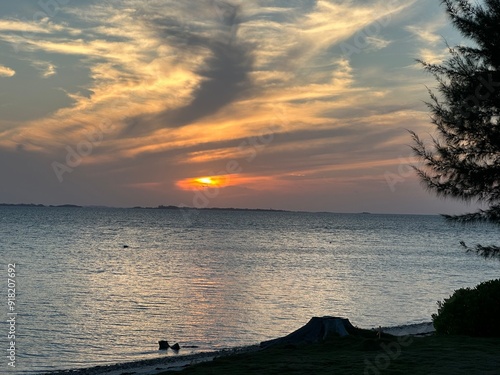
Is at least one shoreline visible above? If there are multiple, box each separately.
[37,345,261,375]
[37,322,434,375]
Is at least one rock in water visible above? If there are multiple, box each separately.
[260,316,358,348]
[170,343,180,351]
[158,340,170,350]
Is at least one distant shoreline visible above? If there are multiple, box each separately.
[1,203,444,216]
[0,203,83,208]
[0,203,288,212]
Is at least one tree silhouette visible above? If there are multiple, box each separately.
[411,0,500,259]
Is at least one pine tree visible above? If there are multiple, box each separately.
[410,0,500,259]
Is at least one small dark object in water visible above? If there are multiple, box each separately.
[171,343,180,351]
[123,245,129,248]
[158,340,169,350]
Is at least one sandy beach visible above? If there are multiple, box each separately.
[38,345,261,375]
[37,322,435,375]
[33,321,500,375]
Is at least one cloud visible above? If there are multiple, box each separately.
[365,36,392,51]
[417,48,448,65]
[122,3,255,135]
[0,1,416,144]
[406,20,445,46]
[405,10,451,67]
[0,65,15,77]
[407,26,440,46]
[31,61,57,78]
[0,18,54,34]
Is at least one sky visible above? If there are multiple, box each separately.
[0,0,483,214]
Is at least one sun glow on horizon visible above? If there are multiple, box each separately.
[177,175,230,190]
[195,177,220,186]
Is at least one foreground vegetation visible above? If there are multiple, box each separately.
[433,279,500,337]
[159,332,500,375]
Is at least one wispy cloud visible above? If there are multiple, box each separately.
[0,65,15,77]
[417,48,448,65]
[0,0,426,164]
[0,18,55,34]
[365,36,392,51]
[31,61,57,78]
[406,24,443,46]
[406,10,451,67]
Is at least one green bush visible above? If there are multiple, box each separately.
[432,279,500,337]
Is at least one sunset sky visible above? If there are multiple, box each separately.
[0,0,480,214]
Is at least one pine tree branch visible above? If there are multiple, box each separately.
[459,241,500,259]
[443,205,500,224]
[413,0,500,261]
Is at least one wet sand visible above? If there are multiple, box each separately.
[38,345,261,375]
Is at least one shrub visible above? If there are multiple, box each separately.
[432,279,500,337]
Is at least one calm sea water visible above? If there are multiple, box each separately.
[0,207,498,374]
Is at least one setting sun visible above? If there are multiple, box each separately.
[196,177,217,186]
[176,174,280,192]
[177,175,230,190]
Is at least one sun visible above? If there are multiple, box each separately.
[195,177,216,186]
[176,175,229,190]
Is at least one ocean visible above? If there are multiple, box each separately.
[0,207,498,374]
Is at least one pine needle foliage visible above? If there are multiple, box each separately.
[411,0,500,259]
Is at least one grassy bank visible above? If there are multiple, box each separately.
[160,333,500,375]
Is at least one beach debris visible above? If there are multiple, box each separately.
[260,316,358,348]
[171,343,181,351]
[377,326,383,339]
[158,340,170,350]
[123,245,129,248]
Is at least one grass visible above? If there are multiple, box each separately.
[158,331,500,375]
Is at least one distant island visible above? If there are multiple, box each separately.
[134,205,288,212]
[0,203,82,208]
[0,203,286,212]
